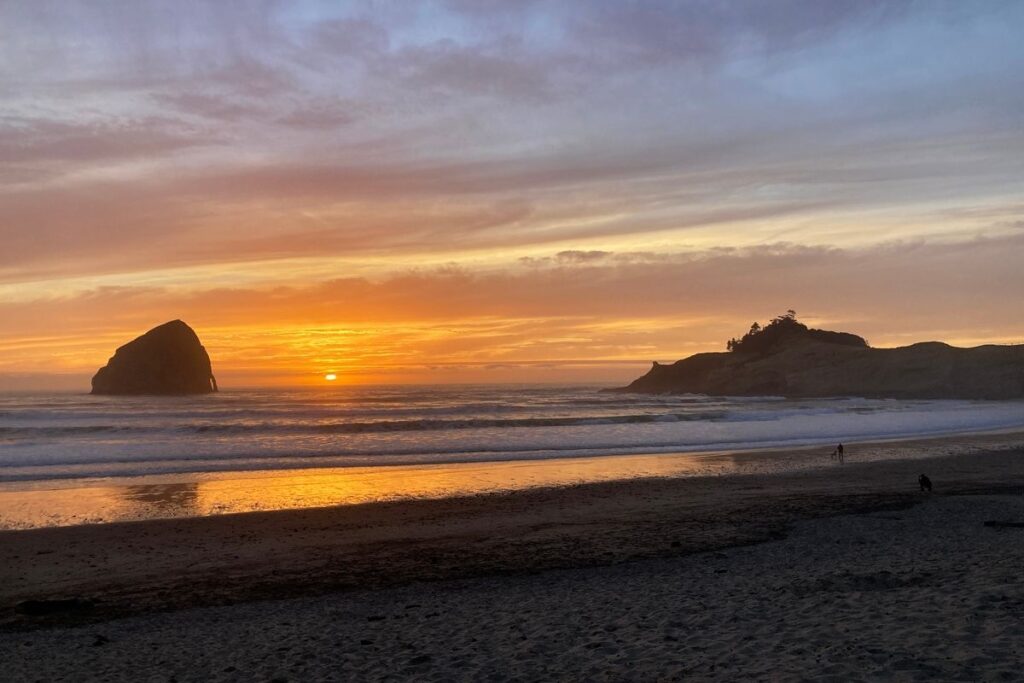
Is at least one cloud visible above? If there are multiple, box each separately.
[565,0,901,68]
[2,1,1024,385]
[0,115,214,164]
[385,39,557,101]
[311,17,390,57]
[2,123,1022,281]
[151,92,267,123]
[555,250,610,263]
[3,235,1022,375]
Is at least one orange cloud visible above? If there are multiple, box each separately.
[2,236,1022,390]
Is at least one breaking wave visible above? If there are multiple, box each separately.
[1,386,1021,481]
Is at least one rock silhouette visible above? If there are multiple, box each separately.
[91,320,218,395]
[612,314,1024,399]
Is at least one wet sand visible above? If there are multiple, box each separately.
[1,431,1022,633]
[0,428,1018,530]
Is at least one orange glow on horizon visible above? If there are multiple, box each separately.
[2,243,1023,392]
[2,309,1023,392]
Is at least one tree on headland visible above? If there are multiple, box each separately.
[726,310,867,354]
[727,310,803,352]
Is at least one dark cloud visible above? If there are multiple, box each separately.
[566,0,902,68]
[386,40,556,101]
[275,101,360,129]
[151,92,267,122]
[555,250,611,263]
[311,17,390,57]
[0,116,213,163]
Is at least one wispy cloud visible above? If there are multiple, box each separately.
[2,1,1023,386]
[3,235,1022,386]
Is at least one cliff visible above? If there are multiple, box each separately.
[613,318,1024,400]
[91,320,218,395]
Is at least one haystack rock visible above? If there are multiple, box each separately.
[91,320,218,395]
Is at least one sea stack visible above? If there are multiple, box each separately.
[91,320,218,395]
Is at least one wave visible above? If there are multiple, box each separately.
[1,388,1021,484]
[2,423,1020,483]
[0,400,711,424]
[0,411,728,439]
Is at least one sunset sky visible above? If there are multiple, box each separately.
[2,1,1023,390]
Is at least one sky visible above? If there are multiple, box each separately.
[2,0,1023,390]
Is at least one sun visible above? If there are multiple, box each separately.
[324,373,337,381]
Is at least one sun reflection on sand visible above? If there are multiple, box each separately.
[0,430,999,531]
[0,453,733,529]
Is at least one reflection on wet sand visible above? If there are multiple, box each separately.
[0,452,726,529]
[0,434,985,530]
[187,452,726,518]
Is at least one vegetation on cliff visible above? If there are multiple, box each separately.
[725,310,867,354]
[613,313,1024,399]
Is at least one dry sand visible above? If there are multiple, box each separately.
[5,494,1024,681]
[2,432,1024,680]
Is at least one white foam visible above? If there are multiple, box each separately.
[1,389,1022,481]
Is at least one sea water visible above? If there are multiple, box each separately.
[2,385,1023,483]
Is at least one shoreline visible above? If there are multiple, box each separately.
[2,431,1023,631]
[2,427,1022,530]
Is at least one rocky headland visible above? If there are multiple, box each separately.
[613,312,1024,399]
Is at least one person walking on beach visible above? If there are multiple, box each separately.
[836,443,844,464]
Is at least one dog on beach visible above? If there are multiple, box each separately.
[918,474,932,492]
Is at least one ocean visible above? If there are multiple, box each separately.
[2,385,1023,483]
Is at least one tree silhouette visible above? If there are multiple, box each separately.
[726,310,867,354]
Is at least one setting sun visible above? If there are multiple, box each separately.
[324,373,337,382]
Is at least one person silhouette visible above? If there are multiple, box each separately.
[836,443,844,463]
[919,474,932,492]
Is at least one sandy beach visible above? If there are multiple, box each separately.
[1,431,1024,679]
[6,493,1024,681]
